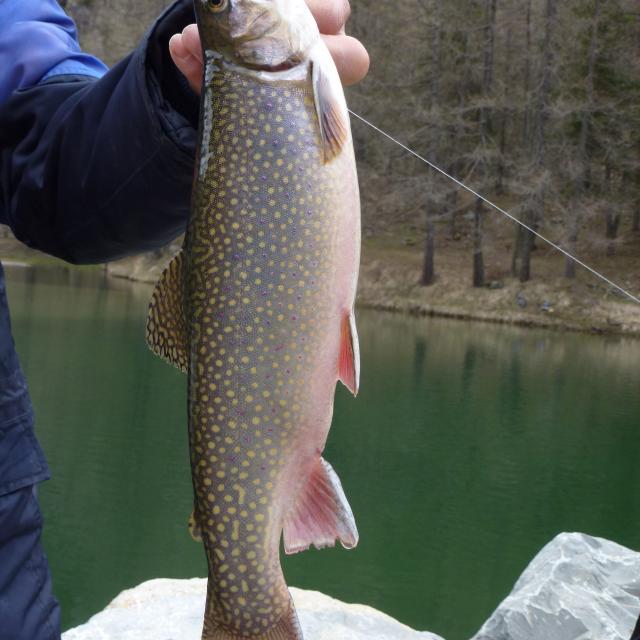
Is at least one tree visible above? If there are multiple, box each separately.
[565,0,602,279]
[513,0,557,283]
[420,0,442,287]
[472,0,497,288]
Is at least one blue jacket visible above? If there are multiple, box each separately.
[0,0,198,495]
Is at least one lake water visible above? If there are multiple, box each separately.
[4,264,640,639]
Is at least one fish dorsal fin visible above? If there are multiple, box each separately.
[146,250,188,373]
[312,51,349,163]
[283,457,358,555]
[338,310,360,396]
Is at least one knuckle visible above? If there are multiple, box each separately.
[342,0,352,22]
[328,0,351,31]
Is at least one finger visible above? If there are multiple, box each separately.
[180,23,203,63]
[169,33,203,95]
[322,34,370,86]
[306,0,351,35]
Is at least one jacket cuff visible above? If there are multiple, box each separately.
[142,0,199,156]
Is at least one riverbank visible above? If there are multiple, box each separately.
[2,234,639,337]
[107,231,640,337]
[357,238,640,337]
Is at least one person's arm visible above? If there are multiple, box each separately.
[0,0,198,265]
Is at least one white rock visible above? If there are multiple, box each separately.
[62,578,443,640]
[471,532,640,640]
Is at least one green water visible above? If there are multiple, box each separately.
[5,264,640,639]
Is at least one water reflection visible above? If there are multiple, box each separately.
[4,265,640,639]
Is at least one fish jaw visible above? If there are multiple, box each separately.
[193,0,319,72]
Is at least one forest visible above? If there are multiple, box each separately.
[348,0,640,291]
[3,0,639,331]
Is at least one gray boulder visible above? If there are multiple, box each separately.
[62,578,444,640]
[472,532,640,640]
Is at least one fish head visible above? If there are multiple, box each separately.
[194,0,319,71]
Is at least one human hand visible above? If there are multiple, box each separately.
[169,0,369,94]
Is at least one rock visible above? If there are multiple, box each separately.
[515,292,527,308]
[487,281,504,290]
[471,533,640,640]
[62,579,443,640]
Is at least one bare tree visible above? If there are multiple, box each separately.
[566,0,601,279]
[513,0,556,283]
[472,0,497,288]
[420,0,444,287]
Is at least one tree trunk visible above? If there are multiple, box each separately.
[420,0,442,288]
[472,0,495,288]
[633,170,640,233]
[603,164,620,255]
[473,198,485,288]
[564,218,579,279]
[496,15,512,194]
[421,213,436,286]
[522,0,532,146]
[512,226,524,277]
[479,0,497,143]
[566,0,600,279]
[535,0,556,162]
[513,0,555,282]
[605,211,620,255]
[519,205,539,283]
[496,108,507,194]
[430,0,442,110]
[519,227,533,282]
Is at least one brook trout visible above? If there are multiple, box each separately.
[146,0,360,637]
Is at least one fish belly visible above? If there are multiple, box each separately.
[184,68,359,638]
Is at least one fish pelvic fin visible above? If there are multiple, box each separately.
[312,49,349,163]
[283,457,358,555]
[338,310,360,396]
[202,596,303,640]
[146,249,188,373]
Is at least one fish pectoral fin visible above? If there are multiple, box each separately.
[283,457,358,555]
[312,54,349,163]
[146,250,188,373]
[203,595,303,640]
[188,509,202,543]
[338,310,360,396]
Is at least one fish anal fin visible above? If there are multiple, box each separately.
[312,58,349,163]
[283,457,358,555]
[188,509,202,543]
[203,595,303,639]
[338,310,360,396]
[146,250,188,373]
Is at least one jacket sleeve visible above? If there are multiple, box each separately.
[0,0,199,265]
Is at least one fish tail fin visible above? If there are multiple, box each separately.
[203,597,303,640]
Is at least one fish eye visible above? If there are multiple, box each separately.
[207,0,228,12]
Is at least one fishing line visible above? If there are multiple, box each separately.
[348,109,640,306]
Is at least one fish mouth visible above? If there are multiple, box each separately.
[247,59,301,73]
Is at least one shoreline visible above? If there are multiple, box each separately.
[108,267,639,338]
[104,247,640,338]
[3,238,639,338]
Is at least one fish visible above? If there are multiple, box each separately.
[145,0,361,637]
